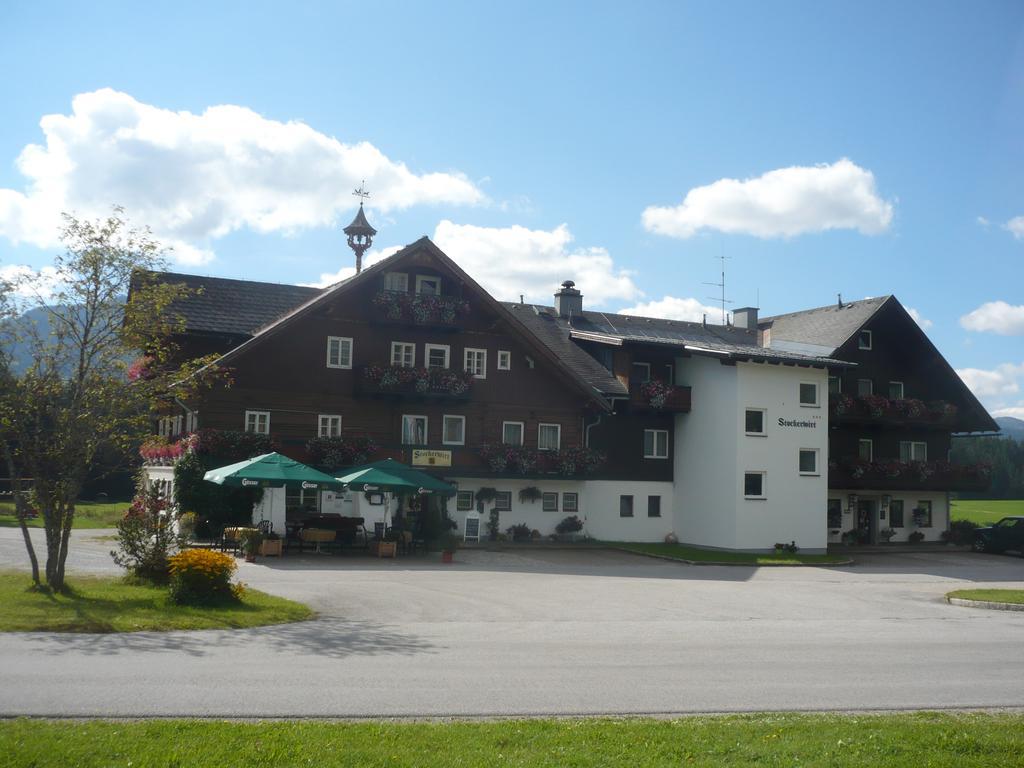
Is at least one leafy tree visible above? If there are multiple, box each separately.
[0,209,218,590]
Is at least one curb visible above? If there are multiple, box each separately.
[946,597,1024,612]
[610,547,854,568]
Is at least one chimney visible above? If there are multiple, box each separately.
[554,280,583,319]
[733,306,759,330]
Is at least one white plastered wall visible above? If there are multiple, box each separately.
[827,489,949,543]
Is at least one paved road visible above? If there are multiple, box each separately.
[1,527,1023,717]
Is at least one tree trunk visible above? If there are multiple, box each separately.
[55,503,75,590]
[2,444,40,585]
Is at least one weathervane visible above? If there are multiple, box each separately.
[353,180,371,205]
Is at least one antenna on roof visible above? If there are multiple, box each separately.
[703,252,733,324]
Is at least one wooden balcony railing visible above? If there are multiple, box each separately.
[355,365,473,401]
[828,458,991,492]
[829,393,958,429]
[371,290,470,328]
[629,381,692,413]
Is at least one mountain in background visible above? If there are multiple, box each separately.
[995,416,1024,442]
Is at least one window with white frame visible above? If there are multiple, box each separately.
[245,410,270,434]
[383,272,408,292]
[538,423,561,451]
[185,411,198,433]
[562,492,578,512]
[899,441,927,462]
[857,378,874,396]
[630,362,651,383]
[889,500,905,528]
[425,344,450,369]
[799,382,819,406]
[494,491,512,512]
[858,439,873,461]
[497,350,511,370]
[915,499,933,527]
[542,492,559,512]
[798,448,819,475]
[464,348,487,378]
[858,330,873,350]
[828,375,842,394]
[888,381,904,399]
[502,421,524,446]
[401,414,428,445]
[442,415,465,445]
[415,275,441,295]
[326,336,353,369]
[318,414,342,437]
[743,471,766,499]
[158,415,182,437]
[391,341,416,368]
[456,490,474,511]
[745,408,766,435]
[643,429,669,459]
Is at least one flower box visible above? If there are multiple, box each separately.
[259,539,282,557]
[370,540,397,558]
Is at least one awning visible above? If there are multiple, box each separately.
[203,452,344,490]
[335,458,456,496]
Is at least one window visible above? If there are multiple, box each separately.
[828,376,842,394]
[456,490,474,511]
[630,362,651,383]
[799,449,818,475]
[497,350,511,370]
[245,410,270,434]
[318,414,342,437]
[857,378,874,396]
[442,415,465,446]
[494,491,512,512]
[858,439,873,462]
[643,429,669,459]
[799,382,819,406]
[425,344,450,369]
[464,348,487,379]
[158,415,182,437]
[647,495,661,517]
[889,500,905,528]
[326,336,353,369]
[538,423,561,451]
[900,441,927,462]
[827,499,843,529]
[401,415,427,445]
[562,492,578,512]
[286,486,320,515]
[745,409,766,435]
[744,471,765,499]
[502,421,524,446]
[415,275,441,295]
[888,381,904,400]
[542,492,559,512]
[915,500,933,527]
[185,411,198,433]
[619,495,634,517]
[858,330,873,350]
[383,272,408,292]
[391,341,415,368]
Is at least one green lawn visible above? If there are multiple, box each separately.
[612,541,849,565]
[1,713,1022,767]
[0,500,129,529]
[0,571,313,632]
[950,499,1024,527]
[947,589,1024,605]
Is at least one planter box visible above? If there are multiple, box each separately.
[370,540,397,558]
[259,539,283,557]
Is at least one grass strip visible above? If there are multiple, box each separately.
[611,541,849,565]
[0,571,313,632]
[0,500,130,529]
[949,499,1024,527]
[946,588,1024,605]
[1,712,1022,767]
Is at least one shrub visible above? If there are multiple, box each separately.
[555,515,583,534]
[111,485,184,583]
[178,511,198,539]
[506,523,532,542]
[908,530,925,544]
[879,527,897,542]
[773,541,800,554]
[168,549,241,605]
[942,519,980,545]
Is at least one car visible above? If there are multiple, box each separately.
[972,516,1024,554]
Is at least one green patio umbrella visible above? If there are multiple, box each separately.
[203,452,344,490]
[334,458,456,495]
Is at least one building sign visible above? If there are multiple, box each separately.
[412,449,452,467]
[778,417,818,429]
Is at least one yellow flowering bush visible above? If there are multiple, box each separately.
[167,548,239,605]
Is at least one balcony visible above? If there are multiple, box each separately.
[629,381,692,413]
[371,290,470,329]
[829,393,958,429]
[355,365,473,402]
[828,458,992,492]
[478,444,607,477]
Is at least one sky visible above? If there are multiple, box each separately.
[0,1,1022,418]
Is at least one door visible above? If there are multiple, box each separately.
[857,499,876,545]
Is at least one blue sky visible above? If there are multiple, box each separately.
[0,1,1021,416]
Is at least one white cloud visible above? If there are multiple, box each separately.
[0,89,485,266]
[960,301,1024,336]
[641,158,893,239]
[906,307,933,330]
[617,296,721,322]
[0,263,68,302]
[955,363,1024,399]
[976,215,990,228]
[1006,216,1024,239]
[301,246,402,288]
[993,405,1024,419]
[431,220,640,306]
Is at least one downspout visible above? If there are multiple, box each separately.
[582,412,605,541]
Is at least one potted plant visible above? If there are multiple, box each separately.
[371,529,399,558]
[440,532,460,564]
[908,530,925,544]
[259,531,283,557]
[240,528,264,562]
[879,527,897,543]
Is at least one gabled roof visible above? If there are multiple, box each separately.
[139,271,322,338]
[761,296,890,353]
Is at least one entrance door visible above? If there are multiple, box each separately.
[857,499,876,545]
